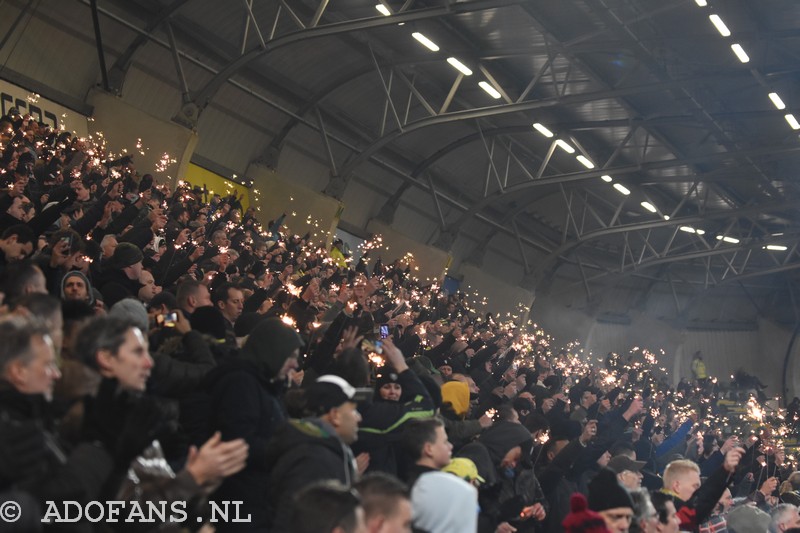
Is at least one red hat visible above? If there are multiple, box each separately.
[562,493,612,533]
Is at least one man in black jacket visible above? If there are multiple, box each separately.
[203,317,304,532]
[97,242,144,306]
[0,316,114,530]
[265,374,364,533]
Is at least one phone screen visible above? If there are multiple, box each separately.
[380,325,389,339]
[164,312,178,327]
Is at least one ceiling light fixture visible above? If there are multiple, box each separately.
[640,201,657,213]
[709,14,731,37]
[478,81,501,99]
[375,4,391,16]
[411,32,439,52]
[680,226,696,234]
[446,57,473,76]
[716,235,740,244]
[695,229,706,235]
[785,114,800,130]
[766,244,788,251]
[663,215,670,220]
[695,0,707,5]
[555,139,575,154]
[768,92,786,110]
[613,183,630,195]
[576,155,595,168]
[730,44,749,63]
[533,123,554,138]
[600,175,613,183]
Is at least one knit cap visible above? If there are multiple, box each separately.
[411,472,478,533]
[562,493,612,533]
[588,468,634,512]
[111,242,143,269]
[109,298,149,332]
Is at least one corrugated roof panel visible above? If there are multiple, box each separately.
[119,67,181,119]
[1,8,101,101]
[194,106,270,174]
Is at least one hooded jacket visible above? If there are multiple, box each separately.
[264,418,357,533]
[197,360,286,533]
[60,270,95,305]
[478,421,548,532]
[193,319,303,532]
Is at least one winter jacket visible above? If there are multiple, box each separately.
[0,382,114,531]
[198,360,287,532]
[353,368,434,475]
[264,418,357,533]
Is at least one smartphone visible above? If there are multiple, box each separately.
[362,339,383,354]
[380,324,389,339]
[157,312,178,328]
[164,312,178,327]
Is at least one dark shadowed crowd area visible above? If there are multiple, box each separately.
[2,109,800,533]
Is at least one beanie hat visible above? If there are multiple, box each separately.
[373,370,401,401]
[441,381,470,418]
[726,505,771,533]
[109,298,149,333]
[112,242,144,269]
[239,317,304,380]
[562,493,612,533]
[588,469,634,512]
[190,306,227,340]
[411,472,478,533]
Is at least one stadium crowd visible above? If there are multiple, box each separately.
[2,107,800,533]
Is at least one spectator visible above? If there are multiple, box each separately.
[265,375,364,532]
[291,481,368,533]
[0,224,35,266]
[608,455,646,490]
[203,317,303,531]
[176,279,212,319]
[588,469,635,533]
[353,472,412,533]
[771,504,800,532]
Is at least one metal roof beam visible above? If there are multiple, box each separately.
[184,0,526,115]
[339,70,761,182]
[104,0,194,94]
